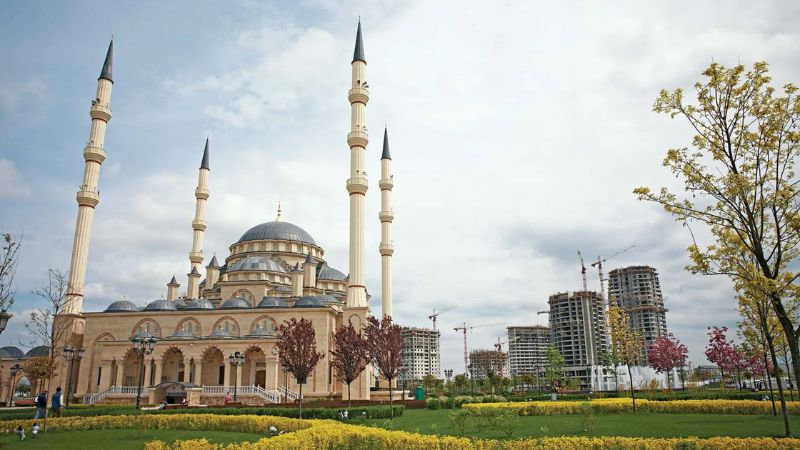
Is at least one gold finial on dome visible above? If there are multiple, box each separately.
[276,201,282,221]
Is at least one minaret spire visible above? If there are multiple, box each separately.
[346,21,370,308]
[64,40,115,314]
[187,138,210,299]
[379,127,395,317]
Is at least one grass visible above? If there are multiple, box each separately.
[363,409,800,439]
[0,428,264,449]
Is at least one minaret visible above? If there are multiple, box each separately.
[64,39,114,315]
[346,21,369,308]
[379,128,394,317]
[166,276,180,301]
[205,255,220,290]
[303,252,317,292]
[187,138,210,298]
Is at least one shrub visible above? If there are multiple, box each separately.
[448,409,469,436]
[426,397,442,410]
[496,408,519,438]
[578,402,594,433]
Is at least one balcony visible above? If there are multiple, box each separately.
[90,103,112,122]
[76,189,100,207]
[348,87,369,104]
[347,130,368,148]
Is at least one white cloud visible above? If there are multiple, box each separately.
[0,159,31,198]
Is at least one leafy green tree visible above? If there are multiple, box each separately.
[545,346,564,390]
[609,303,644,412]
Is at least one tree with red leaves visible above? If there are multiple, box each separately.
[366,315,404,419]
[276,317,323,419]
[330,321,369,407]
[705,326,735,388]
[647,334,688,390]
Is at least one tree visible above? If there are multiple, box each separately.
[544,345,564,390]
[608,303,645,412]
[329,321,368,407]
[453,374,468,394]
[0,233,21,319]
[365,315,404,419]
[635,61,800,393]
[705,326,735,387]
[600,350,621,391]
[21,356,52,395]
[275,317,323,419]
[647,334,688,391]
[27,268,70,430]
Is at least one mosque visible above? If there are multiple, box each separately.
[5,22,396,405]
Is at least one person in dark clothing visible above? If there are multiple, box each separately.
[34,391,47,419]
[51,387,63,417]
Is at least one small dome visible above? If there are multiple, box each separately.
[294,296,327,308]
[248,326,271,337]
[0,348,12,358]
[317,294,338,304]
[257,296,289,308]
[209,328,232,338]
[1,346,23,358]
[185,299,215,310]
[170,329,194,339]
[272,285,292,293]
[318,263,346,281]
[105,300,139,312]
[221,298,251,309]
[228,255,287,273]
[173,298,186,308]
[237,221,316,245]
[144,300,178,311]
[25,346,50,358]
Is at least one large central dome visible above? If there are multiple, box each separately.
[237,221,316,245]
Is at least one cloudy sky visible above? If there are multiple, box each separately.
[1,0,799,371]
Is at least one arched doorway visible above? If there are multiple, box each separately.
[122,349,140,386]
[161,348,184,383]
[200,347,225,386]
[241,346,267,388]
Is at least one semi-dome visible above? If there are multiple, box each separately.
[105,300,139,312]
[25,346,50,358]
[221,298,251,309]
[237,221,316,245]
[1,346,23,358]
[294,296,327,308]
[257,296,289,308]
[144,300,178,311]
[209,328,232,338]
[185,299,215,310]
[170,329,194,339]
[228,255,286,273]
[318,263,346,281]
[248,326,271,337]
[172,298,186,308]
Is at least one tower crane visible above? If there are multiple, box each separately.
[577,250,588,292]
[428,306,457,331]
[591,244,636,300]
[454,322,507,377]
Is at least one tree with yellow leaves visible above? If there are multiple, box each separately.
[608,303,644,412]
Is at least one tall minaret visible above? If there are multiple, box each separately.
[187,139,210,298]
[379,128,394,317]
[346,21,369,308]
[64,39,114,315]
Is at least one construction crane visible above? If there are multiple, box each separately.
[428,306,457,331]
[590,244,636,300]
[454,322,506,377]
[493,336,517,379]
[577,250,588,292]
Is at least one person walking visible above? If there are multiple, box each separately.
[34,391,47,419]
[51,387,63,417]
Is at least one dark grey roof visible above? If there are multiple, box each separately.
[237,221,316,245]
[172,298,186,308]
[144,299,178,311]
[1,346,23,358]
[185,299,215,310]
[317,263,346,281]
[168,275,179,286]
[382,127,391,160]
[0,348,11,358]
[294,296,327,308]
[99,39,113,83]
[353,21,365,63]
[305,252,315,264]
[132,329,157,340]
[201,138,210,170]
[273,285,292,292]
[292,262,302,272]
[221,298,251,309]
[170,329,194,339]
[229,255,286,273]
[105,300,139,312]
[190,266,199,275]
[208,255,219,268]
[257,296,289,308]
[209,328,232,338]
[25,346,50,358]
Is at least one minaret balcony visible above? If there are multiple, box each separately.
[192,219,207,231]
[346,177,369,195]
[348,87,369,104]
[379,178,394,190]
[83,145,106,164]
[195,186,209,200]
[76,189,100,207]
[379,243,395,256]
[379,210,394,222]
[90,103,112,122]
[189,252,204,265]
[347,131,369,148]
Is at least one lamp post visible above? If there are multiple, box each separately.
[444,369,453,394]
[228,351,245,402]
[62,345,84,407]
[8,364,21,406]
[468,363,475,396]
[129,330,157,409]
[399,367,407,400]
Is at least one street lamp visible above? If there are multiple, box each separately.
[0,310,11,335]
[468,363,475,396]
[62,345,85,407]
[228,351,245,402]
[8,364,21,406]
[129,330,157,409]
[444,369,453,394]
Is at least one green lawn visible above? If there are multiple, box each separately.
[0,428,265,449]
[364,409,800,439]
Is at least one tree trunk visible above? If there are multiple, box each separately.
[764,348,777,416]
[769,293,800,401]
[766,331,791,437]
[627,366,636,413]
[720,368,725,389]
[347,382,351,409]
[388,377,394,420]
[783,346,795,401]
[298,383,303,420]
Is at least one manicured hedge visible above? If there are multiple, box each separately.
[505,390,767,402]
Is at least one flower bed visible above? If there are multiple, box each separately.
[463,398,800,415]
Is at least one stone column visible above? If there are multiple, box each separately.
[153,360,163,386]
[235,364,243,389]
[114,363,124,387]
[266,358,279,390]
[223,363,231,387]
[98,362,112,391]
[194,362,203,386]
[143,359,152,387]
